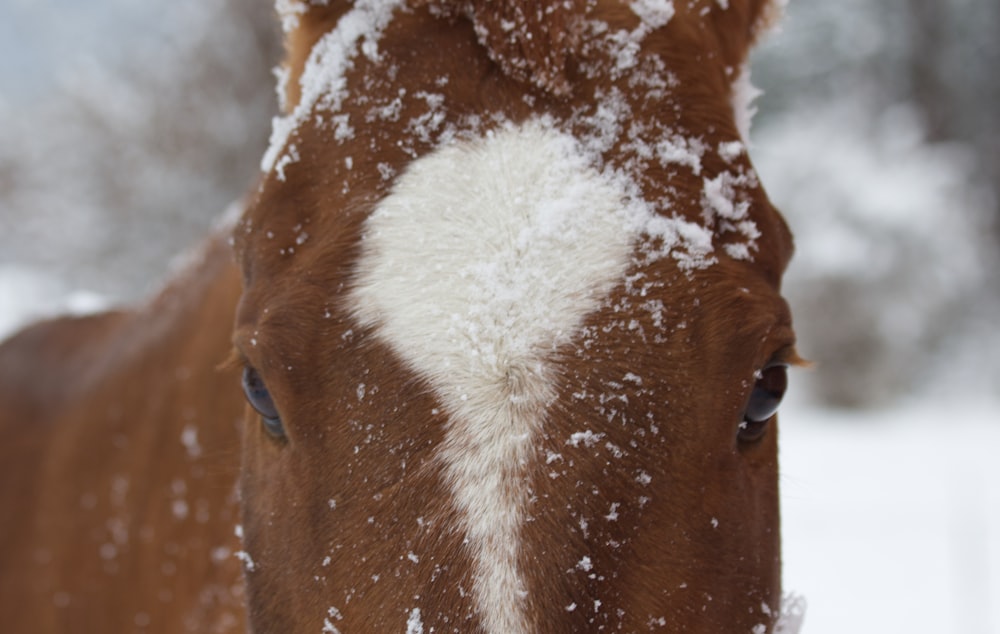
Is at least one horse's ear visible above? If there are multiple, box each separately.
[420,0,587,97]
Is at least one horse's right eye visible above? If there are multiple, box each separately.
[242,366,285,439]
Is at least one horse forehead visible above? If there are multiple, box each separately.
[266,10,778,197]
[350,120,633,367]
[238,0,795,304]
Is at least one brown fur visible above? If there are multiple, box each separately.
[416,0,588,96]
[1,1,794,631]
[240,1,794,631]
[0,237,247,631]
[279,0,780,108]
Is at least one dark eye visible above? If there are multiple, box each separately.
[739,364,788,443]
[242,366,285,439]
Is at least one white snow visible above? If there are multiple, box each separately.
[567,430,606,449]
[780,399,1000,634]
[405,607,423,634]
[234,549,257,572]
[261,0,404,175]
[730,64,762,143]
[322,606,344,633]
[275,0,308,34]
[629,0,675,30]
[180,425,202,458]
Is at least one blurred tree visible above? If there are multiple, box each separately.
[754,0,1000,234]
[905,0,1000,237]
[0,0,281,299]
[751,0,1000,407]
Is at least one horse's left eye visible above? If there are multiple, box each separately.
[242,366,285,439]
[739,364,788,443]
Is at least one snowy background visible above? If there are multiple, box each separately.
[1,1,998,632]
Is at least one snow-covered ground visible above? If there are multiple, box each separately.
[781,400,1000,634]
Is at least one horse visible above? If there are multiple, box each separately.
[0,1,804,632]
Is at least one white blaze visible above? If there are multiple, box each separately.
[351,119,633,634]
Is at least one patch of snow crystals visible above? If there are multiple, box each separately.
[590,0,674,74]
[405,608,424,634]
[601,1,674,74]
[369,94,404,122]
[234,550,256,572]
[405,91,449,145]
[172,499,189,520]
[567,430,605,448]
[275,0,308,34]
[262,0,404,174]
[774,594,806,634]
[731,63,762,144]
[275,144,301,182]
[180,425,201,458]
[273,64,291,112]
[701,168,761,260]
[654,133,705,174]
[703,171,751,222]
[630,0,675,30]
[718,140,744,163]
[323,606,344,634]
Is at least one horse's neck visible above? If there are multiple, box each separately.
[0,232,247,631]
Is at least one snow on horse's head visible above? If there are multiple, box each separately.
[232,0,802,631]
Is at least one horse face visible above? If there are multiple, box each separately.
[232,1,796,632]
